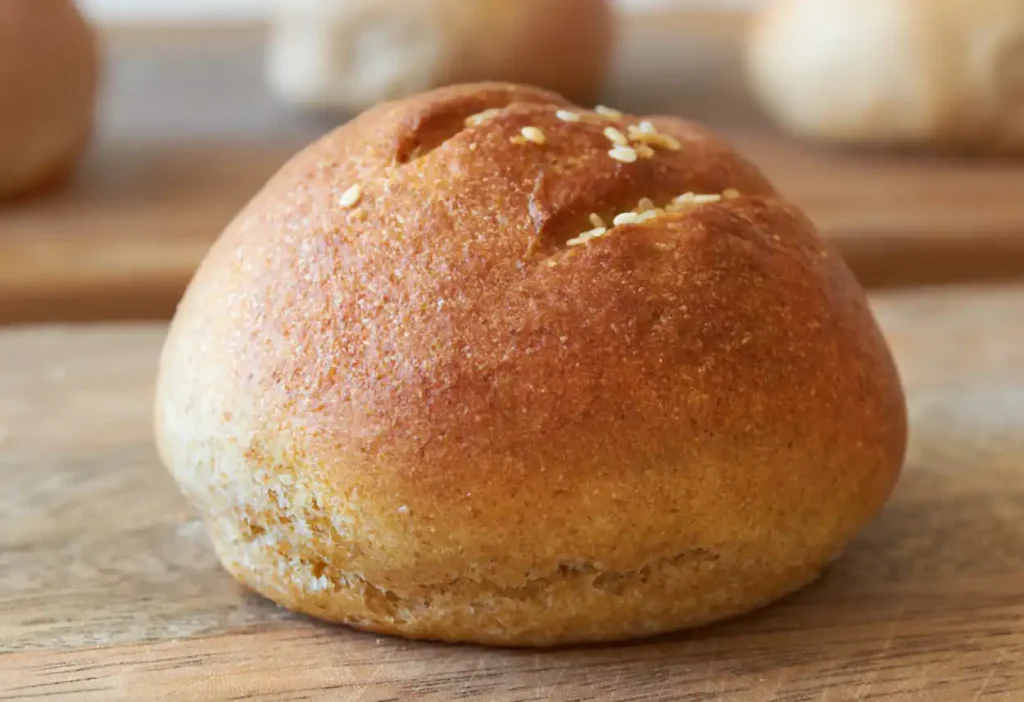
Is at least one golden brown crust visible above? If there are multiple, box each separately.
[156,82,907,646]
[0,0,99,199]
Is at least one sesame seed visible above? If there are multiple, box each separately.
[556,109,581,122]
[566,226,608,247]
[630,130,682,151]
[608,146,639,163]
[397,505,410,515]
[653,133,682,151]
[627,122,658,140]
[692,194,723,204]
[723,188,741,199]
[339,184,362,208]
[654,242,676,252]
[589,213,606,228]
[666,192,723,213]
[635,143,655,159]
[510,135,527,145]
[636,210,661,222]
[613,212,642,225]
[603,126,628,146]
[520,126,546,145]
[595,105,624,120]
[666,193,695,213]
[637,197,656,212]
[465,108,501,127]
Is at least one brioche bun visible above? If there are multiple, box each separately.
[748,0,1024,151]
[266,0,614,113]
[156,83,907,646]
[0,0,99,198]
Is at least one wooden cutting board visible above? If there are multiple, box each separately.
[3,13,1024,324]
[1,285,1023,700]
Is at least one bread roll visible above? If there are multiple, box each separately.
[748,0,1024,151]
[155,82,907,646]
[0,0,99,198]
[266,0,614,113]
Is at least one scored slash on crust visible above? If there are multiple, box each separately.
[411,101,736,251]
[343,104,741,245]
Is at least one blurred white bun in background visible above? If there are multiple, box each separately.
[266,0,615,113]
[748,0,1024,151]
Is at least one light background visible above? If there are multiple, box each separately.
[80,0,762,23]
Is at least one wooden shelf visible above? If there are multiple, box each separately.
[3,10,1024,324]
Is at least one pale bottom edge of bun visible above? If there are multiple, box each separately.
[211,535,830,647]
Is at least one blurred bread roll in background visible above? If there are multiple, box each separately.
[267,0,614,113]
[0,0,99,199]
[747,0,1024,151]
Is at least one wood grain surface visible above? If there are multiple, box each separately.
[1,285,1023,700]
[2,12,1024,324]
